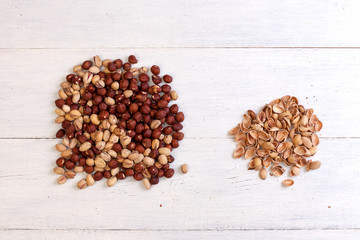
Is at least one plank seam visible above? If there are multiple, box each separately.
[1,47,360,50]
[1,228,359,231]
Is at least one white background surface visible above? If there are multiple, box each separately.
[0,0,360,239]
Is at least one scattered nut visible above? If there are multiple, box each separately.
[180,164,188,174]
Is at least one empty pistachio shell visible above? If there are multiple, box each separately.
[282,179,294,187]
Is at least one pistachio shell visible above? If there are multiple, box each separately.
[245,147,256,159]
[235,132,246,142]
[256,149,270,158]
[301,137,313,149]
[290,166,300,176]
[271,165,285,177]
[277,142,287,153]
[249,130,259,140]
[263,157,272,168]
[233,146,245,158]
[229,126,240,135]
[292,134,302,146]
[258,131,271,140]
[273,104,285,113]
[311,133,319,146]
[262,142,275,150]
[276,130,289,142]
[294,146,310,156]
[309,146,317,156]
[315,121,323,132]
[282,179,294,187]
[310,160,321,170]
[306,160,312,171]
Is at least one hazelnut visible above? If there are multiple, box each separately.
[150,65,160,75]
[128,55,138,64]
[163,75,173,83]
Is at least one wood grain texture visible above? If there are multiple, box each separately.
[0,48,359,138]
[0,0,360,48]
[0,138,359,230]
[1,229,360,240]
[1,0,359,238]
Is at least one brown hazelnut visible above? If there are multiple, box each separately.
[133,172,143,181]
[94,171,103,181]
[125,169,134,176]
[65,160,75,170]
[129,103,139,114]
[56,157,65,167]
[98,110,109,120]
[164,168,174,178]
[82,60,92,70]
[128,55,138,64]
[108,159,118,169]
[148,166,158,176]
[175,112,185,122]
[84,166,94,174]
[123,71,133,80]
[172,123,183,131]
[55,99,65,108]
[56,129,65,138]
[134,163,145,173]
[163,74,173,83]
[170,104,179,114]
[123,62,131,71]
[150,65,160,75]
[116,171,126,180]
[114,59,123,68]
[150,176,159,185]
[107,62,116,72]
[162,84,171,93]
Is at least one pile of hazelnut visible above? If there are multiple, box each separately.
[53,55,185,190]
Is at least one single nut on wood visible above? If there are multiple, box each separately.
[57,176,67,184]
[181,164,188,174]
[77,179,87,189]
[282,179,294,187]
[142,178,151,190]
[259,168,267,180]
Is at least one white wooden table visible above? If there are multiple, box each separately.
[1,0,360,239]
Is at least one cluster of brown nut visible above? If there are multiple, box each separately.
[229,96,322,187]
[54,55,185,190]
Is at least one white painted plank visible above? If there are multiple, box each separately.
[1,230,359,240]
[0,138,359,229]
[0,48,359,138]
[1,0,360,48]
